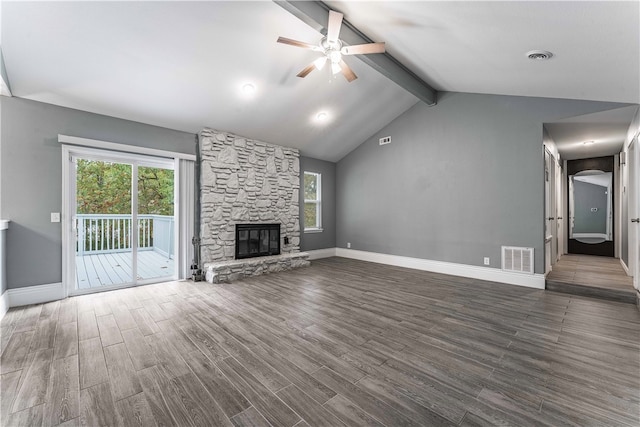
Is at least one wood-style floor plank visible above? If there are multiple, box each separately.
[77,310,99,342]
[53,322,78,360]
[1,331,35,374]
[43,354,80,427]
[96,314,123,347]
[312,366,422,427]
[323,394,386,427]
[103,342,142,401]
[0,258,638,427]
[78,337,108,390]
[31,317,58,352]
[3,404,44,427]
[1,370,22,420]
[276,384,346,427]
[121,328,157,371]
[230,406,271,427]
[11,348,54,413]
[114,392,157,427]
[182,350,251,419]
[79,382,116,427]
[138,365,192,427]
[218,357,301,427]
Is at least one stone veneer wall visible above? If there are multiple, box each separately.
[199,128,301,264]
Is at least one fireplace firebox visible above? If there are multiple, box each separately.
[235,224,280,260]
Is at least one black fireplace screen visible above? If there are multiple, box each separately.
[235,223,280,259]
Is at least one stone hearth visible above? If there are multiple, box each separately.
[204,252,310,284]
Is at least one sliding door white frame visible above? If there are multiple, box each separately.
[61,140,194,297]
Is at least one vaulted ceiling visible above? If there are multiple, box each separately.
[2,1,639,162]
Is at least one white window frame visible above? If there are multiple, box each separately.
[304,171,323,233]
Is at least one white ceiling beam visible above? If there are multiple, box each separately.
[274,0,437,106]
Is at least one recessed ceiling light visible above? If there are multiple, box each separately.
[241,83,256,94]
[316,112,328,121]
[526,50,553,60]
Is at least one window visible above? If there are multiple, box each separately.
[304,171,322,232]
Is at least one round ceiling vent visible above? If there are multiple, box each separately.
[526,50,553,60]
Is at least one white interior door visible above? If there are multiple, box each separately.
[629,137,639,289]
[544,149,556,273]
[555,158,563,262]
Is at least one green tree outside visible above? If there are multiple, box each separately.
[76,160,174,215]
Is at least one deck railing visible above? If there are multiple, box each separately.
[76,214,174,256]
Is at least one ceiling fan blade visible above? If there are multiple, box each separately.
[341,42,386,55]
[327,10,344,44]
[339,60,357,82]
[277,36,316,50]
[296,62,316,78]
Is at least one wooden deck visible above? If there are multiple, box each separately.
[76,250,174,288]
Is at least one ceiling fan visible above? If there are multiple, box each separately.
[277,10,385,83]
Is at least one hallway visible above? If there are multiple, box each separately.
[546,254,636,303]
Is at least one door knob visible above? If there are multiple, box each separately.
[547,217,555,220]
[557,217,563,219]
[632,218,640,223]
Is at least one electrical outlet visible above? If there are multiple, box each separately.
[347,242,351,249]
[51,212,61,223]
[483,257,490,265]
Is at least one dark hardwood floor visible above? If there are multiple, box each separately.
[546,254,636,303]
[1,257,639,426]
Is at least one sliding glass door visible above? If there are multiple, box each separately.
[70,150,176,294]
[75,159,134,289]
[136,164,175,281]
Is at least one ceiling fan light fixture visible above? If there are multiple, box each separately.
[313,57,327,70]
[241,83,256,94]
[277,9,382,83]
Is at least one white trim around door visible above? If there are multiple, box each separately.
[62,143,192,297]
[59,134,196,161]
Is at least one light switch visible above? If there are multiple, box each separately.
[51,212,61,223]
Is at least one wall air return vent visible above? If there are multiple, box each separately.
[379,136,391,145]
[501,246,534,274]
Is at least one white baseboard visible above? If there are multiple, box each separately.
[335,248,546,289]
[0,290,9,321]
[8,282,65,307]
[306,248,337,260]
[620,258,630,275]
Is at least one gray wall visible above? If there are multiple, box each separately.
[299,156,336,251]
[1,97,195,289]
[336,92,629,274]
[573,180,608,234]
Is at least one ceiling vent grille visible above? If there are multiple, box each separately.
[526,50,553,60]
[501,246,534,274]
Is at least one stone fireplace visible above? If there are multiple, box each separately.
[199,128,309,283]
